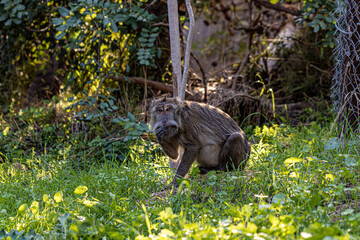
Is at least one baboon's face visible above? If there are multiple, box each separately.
[151,102,179,139]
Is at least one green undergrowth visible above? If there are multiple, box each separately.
[0,119,360,239]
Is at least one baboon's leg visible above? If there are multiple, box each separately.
[219,132,251,171]
[172,145,198,185]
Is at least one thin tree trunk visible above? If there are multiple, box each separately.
[167,0,182,98]
[179,0,195,100]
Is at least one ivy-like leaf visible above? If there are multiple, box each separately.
[16,4,25,11]
[4,19,11,26]
[324,137,340,150]
[0,13,8,21]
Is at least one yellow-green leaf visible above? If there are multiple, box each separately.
[325,174,335,181]
[54,191,63,203]
[108,231,125,239]
[284,157,303,166]
[30,201,39,214]
[270,0,279,4]
[82,199,99,207]
[74,185,88,195]
[43,194,50,203]
[18,204,29,215]
[246,222,258,233]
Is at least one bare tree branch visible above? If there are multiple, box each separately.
[252,0,301,16]
[191,52,207,101]
[179,0,195,100]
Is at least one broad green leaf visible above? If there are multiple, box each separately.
[58,6,70,17]
[131,21,137,30]
[127,112,136,122]
[103,16,110,27]
[272,193,286,205]
[54,191,63,203]
[324,137,340,150]
[314,25,319,33]
[0,14,8,21]
[111,118,121,124]
[12,18,21,24]
[55,32,66,40]
[109,18,118,32]
[4,19,11,26]
[16,4,25,11]
[345,157,358,167]
[100,102,109,109]
[74,185,88,195]
[341,209,354,216]
[51,18,64,26]
[56,23,69,31]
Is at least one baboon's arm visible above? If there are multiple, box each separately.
[158,139,179,159]
[173,145,198,184]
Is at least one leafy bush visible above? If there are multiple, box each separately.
[0,0,165,112]
[300,0,336,48]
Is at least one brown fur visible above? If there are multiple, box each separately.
[150,98,251,185]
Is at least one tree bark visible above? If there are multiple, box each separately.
[167,0,182,97]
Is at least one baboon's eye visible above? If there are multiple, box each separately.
[165,105,172,111]
[157,108,163,112]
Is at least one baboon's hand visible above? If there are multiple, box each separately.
[155,126,168,138]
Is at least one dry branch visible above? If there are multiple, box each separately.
[180,0,195,100]
[252,0,301,16]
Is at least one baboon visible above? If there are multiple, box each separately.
[150,97,251,186]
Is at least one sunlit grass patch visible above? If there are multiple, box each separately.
[0,122,359,238]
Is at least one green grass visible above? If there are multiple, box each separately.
[0,122,359,239]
